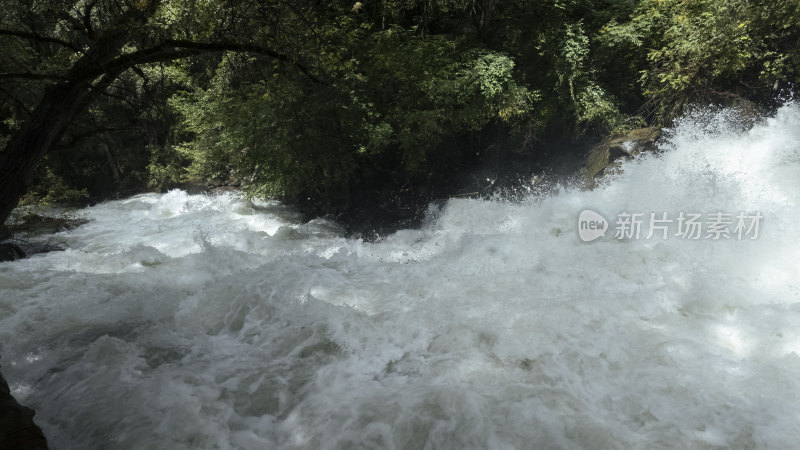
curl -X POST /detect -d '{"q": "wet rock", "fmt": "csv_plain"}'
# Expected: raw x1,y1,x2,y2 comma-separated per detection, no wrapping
0,243,25,262
7,213,89,235
16,244,64,258
181,183,207,195
0,366,49,449
703,91,766,129
0,242,65,262
585,126,662,181
206,184,241,195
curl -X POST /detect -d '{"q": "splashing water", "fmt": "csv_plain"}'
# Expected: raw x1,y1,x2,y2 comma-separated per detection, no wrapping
1,105,800,449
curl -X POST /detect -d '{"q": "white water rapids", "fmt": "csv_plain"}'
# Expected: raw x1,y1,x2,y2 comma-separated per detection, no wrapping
2,105,800,449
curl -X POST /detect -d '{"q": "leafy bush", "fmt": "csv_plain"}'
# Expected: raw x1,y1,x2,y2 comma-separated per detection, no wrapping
19,170,88,206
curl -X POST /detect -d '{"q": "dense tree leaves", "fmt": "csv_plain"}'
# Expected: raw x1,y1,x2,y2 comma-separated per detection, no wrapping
1,0,798,225
0,0,317,223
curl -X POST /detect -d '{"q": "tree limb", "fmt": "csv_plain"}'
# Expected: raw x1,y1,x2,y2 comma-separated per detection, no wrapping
52,126,138,151
83,0,101,38
0,29,78,50
73,39,326,85
163,39,325,84
0,72,69,80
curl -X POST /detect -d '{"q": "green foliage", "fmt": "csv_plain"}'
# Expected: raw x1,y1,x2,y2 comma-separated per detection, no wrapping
147,145,186,190
604,0,800,119
149,0,800,215
19,169,88,206
358,28,533,169
167,23,534,211
4,0,799,220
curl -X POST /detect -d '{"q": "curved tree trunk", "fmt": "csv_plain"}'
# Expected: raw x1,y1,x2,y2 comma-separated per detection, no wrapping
0,80,96,226
0,1,163,227
0,0,305,227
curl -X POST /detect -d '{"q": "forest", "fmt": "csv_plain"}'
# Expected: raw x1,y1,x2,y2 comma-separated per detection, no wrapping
1,0,799,229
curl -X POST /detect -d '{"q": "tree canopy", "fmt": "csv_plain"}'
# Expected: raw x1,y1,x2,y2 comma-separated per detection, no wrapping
1,0,798,227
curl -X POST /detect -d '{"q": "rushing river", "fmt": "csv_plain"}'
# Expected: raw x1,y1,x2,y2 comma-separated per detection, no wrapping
2,105,800,449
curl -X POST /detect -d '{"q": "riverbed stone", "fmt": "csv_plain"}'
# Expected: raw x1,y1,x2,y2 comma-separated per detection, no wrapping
0,366,49,449
584,126,662,181
0,243,26,262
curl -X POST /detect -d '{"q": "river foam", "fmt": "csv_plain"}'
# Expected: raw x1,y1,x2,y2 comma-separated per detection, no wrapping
1,104,799,449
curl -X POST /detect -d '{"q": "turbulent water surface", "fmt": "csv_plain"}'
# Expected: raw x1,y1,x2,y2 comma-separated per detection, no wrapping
2,105,800,449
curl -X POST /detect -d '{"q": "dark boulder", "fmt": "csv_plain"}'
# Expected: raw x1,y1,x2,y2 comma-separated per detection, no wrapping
15,244,63,258
0,366,49,449
6,213,89,235
0,243,65,262
0,243,25,262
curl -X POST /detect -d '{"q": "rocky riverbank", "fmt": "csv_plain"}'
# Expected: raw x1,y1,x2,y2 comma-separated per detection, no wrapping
0,367,49,449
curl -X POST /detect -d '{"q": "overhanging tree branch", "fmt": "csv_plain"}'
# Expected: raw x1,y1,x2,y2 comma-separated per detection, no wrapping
51,126,139,152
0,29,79,50
0,73,69,81
0,0,329,227
82,0,101,38
159,40,326,84
77,39,327,85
